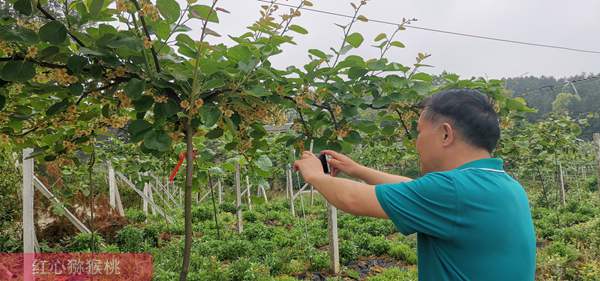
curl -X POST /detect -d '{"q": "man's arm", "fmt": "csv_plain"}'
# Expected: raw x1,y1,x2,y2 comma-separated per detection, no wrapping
307,174,388,218
322,150,412,185
352,165,413,185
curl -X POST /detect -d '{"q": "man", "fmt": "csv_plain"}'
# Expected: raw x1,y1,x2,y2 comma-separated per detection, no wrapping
293,89,536,281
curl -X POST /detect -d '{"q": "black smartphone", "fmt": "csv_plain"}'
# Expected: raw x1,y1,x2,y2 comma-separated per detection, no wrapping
319,153,330,174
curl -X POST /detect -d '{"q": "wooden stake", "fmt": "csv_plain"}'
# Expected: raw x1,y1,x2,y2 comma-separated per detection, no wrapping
143,183,149,215
117,172,173,223
22,148,35,252
217,179,223,204
107,162,124,216
245,176,252,211
288,165,295,217
559,162,566,205
594,133,600,195
327,202,340,274
33,176,92,233
22,148,35,281
235,163,243,233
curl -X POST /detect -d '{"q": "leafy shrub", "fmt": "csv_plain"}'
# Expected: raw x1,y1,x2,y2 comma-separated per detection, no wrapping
197,256,228,281
309,251,330,271
251,239,276,259
389,242,417,265
585,176,597,192
66,233,105,252
282,259,306,275
143,224,160,247
100,244,120,253
339,240,359,265
227,257,270,281
545,240,581,263
217,238,252,261
368,236,391,256
192,205,213,222
243,210,258,223
220,202,237,213
115,225,145,252
243,223,274,240
366,267,418,281
125,208,146,223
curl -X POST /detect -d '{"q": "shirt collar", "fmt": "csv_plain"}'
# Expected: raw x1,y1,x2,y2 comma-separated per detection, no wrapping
455,158,504,171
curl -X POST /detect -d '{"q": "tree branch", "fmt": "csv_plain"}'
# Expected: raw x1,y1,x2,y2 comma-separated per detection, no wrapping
394,109,413,140
281,96,313,137
36,2,87,48
130,0,162,73
1,56,67,69
77,77,131,105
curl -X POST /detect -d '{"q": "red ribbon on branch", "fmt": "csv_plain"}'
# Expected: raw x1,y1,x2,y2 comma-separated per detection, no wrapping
168,150,197,183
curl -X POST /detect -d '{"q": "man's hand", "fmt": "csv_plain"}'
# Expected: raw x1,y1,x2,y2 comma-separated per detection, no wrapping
293,151,326,184
321,150,362,177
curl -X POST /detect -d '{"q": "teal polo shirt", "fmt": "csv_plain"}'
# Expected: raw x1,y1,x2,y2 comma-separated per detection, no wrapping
375,158,536,281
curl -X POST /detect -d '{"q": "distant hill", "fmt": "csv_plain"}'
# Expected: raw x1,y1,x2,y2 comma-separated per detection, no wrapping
504,74,600,139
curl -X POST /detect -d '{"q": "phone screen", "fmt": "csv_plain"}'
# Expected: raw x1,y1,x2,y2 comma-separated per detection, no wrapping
319,154,330,174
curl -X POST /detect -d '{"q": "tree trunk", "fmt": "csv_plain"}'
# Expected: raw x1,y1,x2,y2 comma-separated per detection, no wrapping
179,120,194,281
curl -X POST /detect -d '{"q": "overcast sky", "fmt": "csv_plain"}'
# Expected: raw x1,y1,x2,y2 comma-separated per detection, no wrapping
184,0,600,79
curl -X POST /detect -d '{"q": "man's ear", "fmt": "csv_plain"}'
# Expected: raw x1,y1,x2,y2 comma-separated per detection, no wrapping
440,122,455,147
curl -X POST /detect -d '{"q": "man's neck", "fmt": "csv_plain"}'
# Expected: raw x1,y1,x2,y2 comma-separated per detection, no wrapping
439,149,492,172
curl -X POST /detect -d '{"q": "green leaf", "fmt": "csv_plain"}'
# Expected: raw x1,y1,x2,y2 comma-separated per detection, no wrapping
206,128,223,139
255,155,272,172
374,33,387,42
39,21,68,45
0,95,6,111
347,67,368,80
1,61,36,82
390,41,405,48
354,120,378,134
46,99,70,116
134,96,154,112
344,131,362,144
90,0,104,15
52,201,66,216
246,85,271,97
153,21,170,40
356,15,368,22
106,36,142,51
124,78,146,100
14,0,32,15
288,24,308,35
68,83,83,95
411,72,432,82
372,96,391,108
227,45,251,62
308,49,328,60
199,105,221,127
506,97,536,113
189,5,219,23
346,32,364,48
143,129,171,152
154,99,179,119
128,120,153,142
208,167,224,175
157,0,180,22
67,56,88,74
39,46,60,59
0,26,38,44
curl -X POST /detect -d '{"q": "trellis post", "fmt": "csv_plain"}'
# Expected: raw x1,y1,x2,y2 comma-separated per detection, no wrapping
594,133,600,195
22,148,35,281
235,163,243,233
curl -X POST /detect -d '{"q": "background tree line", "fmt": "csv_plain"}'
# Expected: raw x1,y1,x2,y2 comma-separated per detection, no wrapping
504,73,600,139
